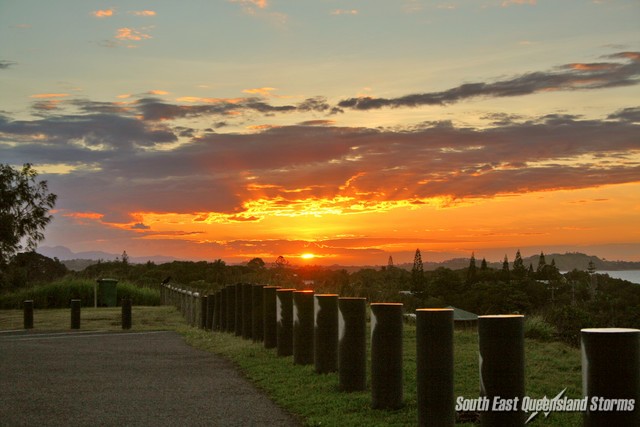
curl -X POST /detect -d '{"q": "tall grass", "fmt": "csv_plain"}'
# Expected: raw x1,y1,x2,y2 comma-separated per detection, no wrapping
0,278,160,309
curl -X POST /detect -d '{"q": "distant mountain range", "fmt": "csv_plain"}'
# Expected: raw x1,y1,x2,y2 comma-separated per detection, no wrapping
38,246,640,272
37,246,177,270
397,252,640,272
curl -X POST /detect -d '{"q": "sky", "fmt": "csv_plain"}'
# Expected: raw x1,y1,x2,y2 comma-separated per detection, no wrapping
1,0,639,266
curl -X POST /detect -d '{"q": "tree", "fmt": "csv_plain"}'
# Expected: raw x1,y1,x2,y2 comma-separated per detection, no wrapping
466,252,477,284
512,249,526,279
536,251,547,273
0,164,57,266
501,255,511,283
411,248,425,294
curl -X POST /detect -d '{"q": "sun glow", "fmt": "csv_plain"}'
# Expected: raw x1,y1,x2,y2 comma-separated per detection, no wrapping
301,253,315,260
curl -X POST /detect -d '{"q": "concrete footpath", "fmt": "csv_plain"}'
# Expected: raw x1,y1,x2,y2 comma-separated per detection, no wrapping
0,330,301,426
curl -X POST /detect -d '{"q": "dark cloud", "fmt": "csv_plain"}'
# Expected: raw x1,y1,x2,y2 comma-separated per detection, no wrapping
607,106,640,123
0,60,16,70
0,113,177,151
338,51,640,110
3,111,634,226
133,96,329,121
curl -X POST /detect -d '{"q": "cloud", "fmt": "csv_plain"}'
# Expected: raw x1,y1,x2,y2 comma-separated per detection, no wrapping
115,27,152,41
243,87,277,97
30,93,70,99
0,60,16,70
331,9,358,15
339,51,640,110
92,9,115,18
129,10,156,16
2,105,638,227
501,0,536,6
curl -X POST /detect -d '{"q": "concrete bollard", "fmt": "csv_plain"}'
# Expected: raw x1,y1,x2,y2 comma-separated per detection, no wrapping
293,290,315,365
581,328,640,426
206,293,215,330
235,284,243,336
276,289,295,357
416,308,454,426
193,292,200,327
371,303,404,409
242,283,253,339
219,288,227,331
70,299,81,330
200,295,208,329
263,286,281,349
314,294,339,373
226,285,236,333
338,297,367,391
252,284,265,342
23,300,34,329
478,315,525,426
121,298,132,330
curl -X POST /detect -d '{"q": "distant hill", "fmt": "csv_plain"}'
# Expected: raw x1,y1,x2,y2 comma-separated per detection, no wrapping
37,246,177,271
397,252,640,272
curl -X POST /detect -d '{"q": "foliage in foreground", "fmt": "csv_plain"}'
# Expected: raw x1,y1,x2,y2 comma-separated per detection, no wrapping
0,278,160,309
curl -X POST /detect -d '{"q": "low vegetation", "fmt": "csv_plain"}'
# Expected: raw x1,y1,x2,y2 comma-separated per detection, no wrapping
0,277,160,309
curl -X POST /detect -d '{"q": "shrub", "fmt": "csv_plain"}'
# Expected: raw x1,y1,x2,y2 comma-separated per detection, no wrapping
0,278,160,309
524,315,557,342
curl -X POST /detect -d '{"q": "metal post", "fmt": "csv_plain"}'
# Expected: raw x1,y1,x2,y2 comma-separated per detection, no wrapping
263,286,281,349
70,299,81,330
338,297,367,391
478,315,525,426
276,289,295,357
252,284,265,342
370,303,404,409
293,290,315,365
416,308,454,426
582,328,640,426
314,294,339,373
23,300,34,329
242,283,253,339
122,298,132,330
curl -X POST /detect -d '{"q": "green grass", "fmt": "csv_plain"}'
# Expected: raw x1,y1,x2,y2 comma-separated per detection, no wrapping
183,325,583,426
0,306,185,331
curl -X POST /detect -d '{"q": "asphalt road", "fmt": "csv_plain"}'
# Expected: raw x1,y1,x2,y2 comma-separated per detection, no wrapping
0,330,301,426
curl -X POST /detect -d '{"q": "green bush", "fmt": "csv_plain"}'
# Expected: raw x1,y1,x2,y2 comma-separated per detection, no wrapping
524,315,557,342
0,278,160,309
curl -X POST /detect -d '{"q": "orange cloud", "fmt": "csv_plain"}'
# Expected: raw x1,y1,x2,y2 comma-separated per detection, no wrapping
30,93,69,99
243,87,277,97
115,27,152,41
231,0,268,9
92,9,115,18
176,96,243,104
129,10,156,16
502,0,536,6
149,90,169,95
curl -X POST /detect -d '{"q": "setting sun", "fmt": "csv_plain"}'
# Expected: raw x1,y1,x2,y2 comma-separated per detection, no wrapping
301,253,315,260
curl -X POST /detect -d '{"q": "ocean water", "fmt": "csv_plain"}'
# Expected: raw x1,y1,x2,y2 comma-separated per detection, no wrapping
599,270,640,285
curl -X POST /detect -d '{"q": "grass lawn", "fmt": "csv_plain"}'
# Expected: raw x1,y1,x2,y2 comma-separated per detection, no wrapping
1,306,583,426
0,306,186,332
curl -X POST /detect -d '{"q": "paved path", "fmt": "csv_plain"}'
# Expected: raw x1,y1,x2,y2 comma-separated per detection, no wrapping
0,330,301,426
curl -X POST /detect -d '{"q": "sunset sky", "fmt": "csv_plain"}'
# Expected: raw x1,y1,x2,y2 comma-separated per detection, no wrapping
1,0,639,266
